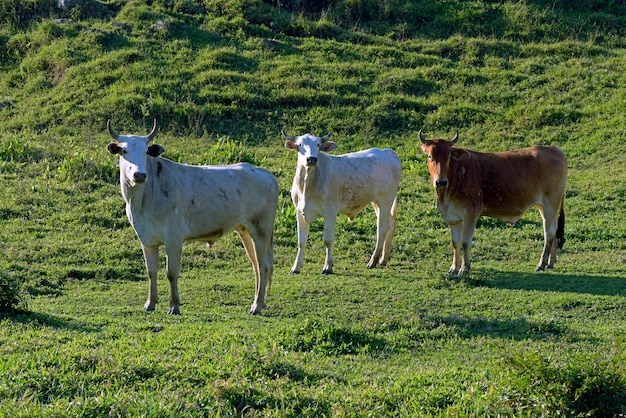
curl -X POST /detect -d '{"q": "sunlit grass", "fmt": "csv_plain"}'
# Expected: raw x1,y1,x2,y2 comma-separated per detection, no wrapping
0,0,625,416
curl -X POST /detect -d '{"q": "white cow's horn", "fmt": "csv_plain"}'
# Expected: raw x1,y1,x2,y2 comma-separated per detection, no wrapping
321,133,332,142
107,119,121,141
147,119,158,142
281,131,297,140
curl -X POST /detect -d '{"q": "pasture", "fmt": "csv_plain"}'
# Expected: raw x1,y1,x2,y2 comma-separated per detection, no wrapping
1,0,625,416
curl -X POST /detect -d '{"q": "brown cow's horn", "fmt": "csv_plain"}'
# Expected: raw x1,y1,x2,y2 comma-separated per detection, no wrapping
321,133,332,142
281,131,297,140
107,119,121,141
418,129,427,144
147,119,158,142
450,129,459,144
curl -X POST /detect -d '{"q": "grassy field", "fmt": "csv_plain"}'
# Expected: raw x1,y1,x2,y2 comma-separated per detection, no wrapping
1,0,625,416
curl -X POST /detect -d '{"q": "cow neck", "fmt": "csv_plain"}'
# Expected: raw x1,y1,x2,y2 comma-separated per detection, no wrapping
434,157,468,203
300,156,324,197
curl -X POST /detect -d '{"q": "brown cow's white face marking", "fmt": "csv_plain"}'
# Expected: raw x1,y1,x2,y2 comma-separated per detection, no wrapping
285,134,337,167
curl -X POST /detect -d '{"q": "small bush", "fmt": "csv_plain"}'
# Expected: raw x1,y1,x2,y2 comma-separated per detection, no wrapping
0,270,26,313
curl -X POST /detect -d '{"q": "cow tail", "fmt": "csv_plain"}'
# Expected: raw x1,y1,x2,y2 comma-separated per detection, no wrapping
557,197,565,250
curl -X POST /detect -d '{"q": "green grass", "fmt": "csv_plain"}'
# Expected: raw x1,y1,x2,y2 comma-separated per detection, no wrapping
1,0,625,416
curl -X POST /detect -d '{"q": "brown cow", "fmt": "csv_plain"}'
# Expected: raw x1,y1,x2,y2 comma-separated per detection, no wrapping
419,129,567,275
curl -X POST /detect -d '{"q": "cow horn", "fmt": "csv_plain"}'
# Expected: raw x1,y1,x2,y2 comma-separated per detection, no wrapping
281,131,297,140
418,129,427,144
321,133,332,142
147,119,158,142
450,129,459,145
107,120,121,141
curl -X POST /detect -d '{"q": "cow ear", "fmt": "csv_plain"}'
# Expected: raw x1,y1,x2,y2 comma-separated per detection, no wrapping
285,140,298,151
147,144,165,157
107,142,122,155
320,141,338,152
451,148,471,161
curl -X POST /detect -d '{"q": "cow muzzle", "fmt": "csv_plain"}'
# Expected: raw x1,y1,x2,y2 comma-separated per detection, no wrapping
435,179,448,188
133,172,147,183
306,157,318,166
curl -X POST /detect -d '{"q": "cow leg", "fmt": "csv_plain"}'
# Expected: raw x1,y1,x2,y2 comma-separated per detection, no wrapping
237,229,260,284
458,218,477,275
165,244,182,315
367,203,383,269
322,212,337,274
257,237,274,313
449,223,463,274
290,211,310,274
142,245,159,311
237,227,272,315
380,197,398,266
368,201,393,268
537,206,558,271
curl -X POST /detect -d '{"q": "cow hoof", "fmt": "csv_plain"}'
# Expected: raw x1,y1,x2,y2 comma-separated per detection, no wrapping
289,269,300,274
249,304,267,315
143,302,156,311
321,269,333,275
536,266,546,272
167,307,181,315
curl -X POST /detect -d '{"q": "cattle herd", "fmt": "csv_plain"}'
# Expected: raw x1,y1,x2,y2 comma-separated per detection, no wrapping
107,120,567,314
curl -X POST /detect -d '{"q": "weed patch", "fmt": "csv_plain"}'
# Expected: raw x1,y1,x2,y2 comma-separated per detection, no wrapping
280,319,387,355
505,348,626,416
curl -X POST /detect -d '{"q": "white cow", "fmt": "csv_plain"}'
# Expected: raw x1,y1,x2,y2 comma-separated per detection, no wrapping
283,131,401,274
107,120,278,314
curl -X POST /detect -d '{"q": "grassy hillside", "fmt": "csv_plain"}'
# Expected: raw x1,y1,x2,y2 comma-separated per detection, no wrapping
1,0,625,416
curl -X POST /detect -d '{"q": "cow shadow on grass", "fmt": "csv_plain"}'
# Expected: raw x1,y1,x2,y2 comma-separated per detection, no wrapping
416,270,626,344
0,310,99,333
467,270,626,297
439,314,572,342
376,312,581,348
